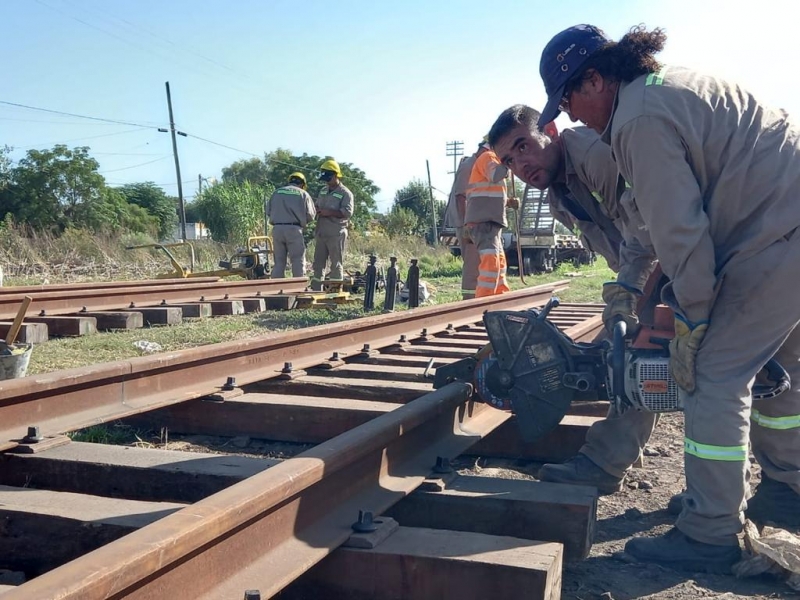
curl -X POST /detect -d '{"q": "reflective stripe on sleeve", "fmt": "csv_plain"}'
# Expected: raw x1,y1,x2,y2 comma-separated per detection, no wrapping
751,409,800,430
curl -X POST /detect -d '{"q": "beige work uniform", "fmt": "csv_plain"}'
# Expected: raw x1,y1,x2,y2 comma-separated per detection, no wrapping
444,154,479,299
312,182,354,290
548,127,659,479
606,66,800,546
266,184,316,278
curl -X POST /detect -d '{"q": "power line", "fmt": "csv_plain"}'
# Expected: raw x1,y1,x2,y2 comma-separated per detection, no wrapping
99,156,170,174
0,99,161,129
17,127,151,150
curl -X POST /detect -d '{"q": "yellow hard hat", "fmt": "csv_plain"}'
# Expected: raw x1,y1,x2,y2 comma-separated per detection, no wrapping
319,159,342,178
288,171,307,188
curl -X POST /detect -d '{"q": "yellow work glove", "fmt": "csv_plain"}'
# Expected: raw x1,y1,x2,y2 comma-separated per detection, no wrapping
601,282,641,335
669,317,708,393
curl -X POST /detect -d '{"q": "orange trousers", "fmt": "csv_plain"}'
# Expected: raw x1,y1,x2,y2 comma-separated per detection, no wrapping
467,222,510,297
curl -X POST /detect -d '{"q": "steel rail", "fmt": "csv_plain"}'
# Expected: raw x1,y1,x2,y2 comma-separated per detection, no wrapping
0,277,221,295
0,282,567,451
5,314,598,600
0,277,309,319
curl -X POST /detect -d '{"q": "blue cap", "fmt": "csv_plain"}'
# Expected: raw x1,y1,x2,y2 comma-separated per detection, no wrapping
538,24,610,129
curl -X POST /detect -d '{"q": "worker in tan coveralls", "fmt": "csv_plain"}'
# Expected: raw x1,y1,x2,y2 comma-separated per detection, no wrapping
266,172,316,278
489,104,658,495
538,24,800,572
443,149,480,299
465,143,515,297
311,159,354,291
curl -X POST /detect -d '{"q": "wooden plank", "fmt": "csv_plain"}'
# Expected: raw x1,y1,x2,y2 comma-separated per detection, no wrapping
0,441,276,503
0,485,184,577
127,306,183,325
240,297,266,313
208,300,245,316
25,316,96,337
253,374,433,403
467,415,602,463
0,321,48,344
264,295,297,311
165,302,212,318
386,474,596,560
123,394,398,444
284,526,562,600
77,311,143,330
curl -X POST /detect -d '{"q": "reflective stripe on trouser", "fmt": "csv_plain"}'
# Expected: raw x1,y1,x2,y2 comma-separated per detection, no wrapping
270,225,306,279
468,222,509,298
311,230,347,291
457,225,479,299
676,232,800,546
580,407,658,479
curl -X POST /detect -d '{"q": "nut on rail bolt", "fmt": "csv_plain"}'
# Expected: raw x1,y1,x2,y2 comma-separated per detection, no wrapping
243,591,261,600
22,426,42,444
160,299,167,306
433,456,453,474
222,377,237,391
359,343,377,357
352,509,379,533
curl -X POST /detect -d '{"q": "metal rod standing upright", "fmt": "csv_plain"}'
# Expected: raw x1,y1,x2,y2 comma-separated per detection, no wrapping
407,258,420,308
363,255,377,310
165,82,187,242
426,160,438,245
384,256,398,311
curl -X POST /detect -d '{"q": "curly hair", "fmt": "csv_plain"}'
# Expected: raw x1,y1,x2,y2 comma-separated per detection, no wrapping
488,105,551,148
581,25,667,82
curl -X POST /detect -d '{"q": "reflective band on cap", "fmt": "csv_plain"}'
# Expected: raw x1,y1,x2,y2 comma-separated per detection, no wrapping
684,438,747,462
752,409,800,430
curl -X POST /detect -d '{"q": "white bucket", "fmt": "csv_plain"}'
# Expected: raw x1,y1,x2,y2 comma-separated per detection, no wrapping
0,343,32,380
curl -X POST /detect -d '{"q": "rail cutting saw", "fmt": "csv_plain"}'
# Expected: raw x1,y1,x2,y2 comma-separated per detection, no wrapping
433,297,790,442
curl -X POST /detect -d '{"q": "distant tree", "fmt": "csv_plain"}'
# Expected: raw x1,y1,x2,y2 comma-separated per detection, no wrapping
73,188,159,235
118,182,179,239
221,157,271,187
392,179,445,236
2,145,106,230
193,180,273,243
383,206,420,238
264,149,379,232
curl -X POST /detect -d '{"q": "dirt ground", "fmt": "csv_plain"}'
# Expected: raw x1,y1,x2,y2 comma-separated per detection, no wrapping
455,412,800,600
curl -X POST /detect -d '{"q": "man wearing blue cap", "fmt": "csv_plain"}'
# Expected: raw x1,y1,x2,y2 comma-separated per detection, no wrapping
489,104,659,495
536,23,800,573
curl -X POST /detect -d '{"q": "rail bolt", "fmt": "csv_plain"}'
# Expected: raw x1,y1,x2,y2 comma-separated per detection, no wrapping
222,377,237,391
282,362,293,374
243,591,261,600
398,335,407,343
361,344,371,353
352,509,379,533
329,352,340,361
23,426,42,444
433,456,453,474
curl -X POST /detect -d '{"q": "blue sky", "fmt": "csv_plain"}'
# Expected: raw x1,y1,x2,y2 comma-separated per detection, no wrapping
3,0,797,213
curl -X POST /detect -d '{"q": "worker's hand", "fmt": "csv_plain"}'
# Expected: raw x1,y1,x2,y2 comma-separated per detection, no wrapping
506,196,520,210
601,282,641,336
669,317,708,393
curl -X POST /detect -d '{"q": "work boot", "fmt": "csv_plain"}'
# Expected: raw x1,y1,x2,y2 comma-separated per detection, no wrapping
625,528,741,574
538,453,623,495
746,474,800,529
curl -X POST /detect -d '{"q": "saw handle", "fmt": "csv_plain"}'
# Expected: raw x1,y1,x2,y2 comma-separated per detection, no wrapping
611,320,627,403
5,295,32,346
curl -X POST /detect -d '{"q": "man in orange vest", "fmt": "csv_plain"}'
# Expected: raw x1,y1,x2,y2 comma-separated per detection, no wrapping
465,141,515,297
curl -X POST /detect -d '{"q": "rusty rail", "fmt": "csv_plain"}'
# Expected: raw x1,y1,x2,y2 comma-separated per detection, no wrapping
0,277,308,319
4,295,601,600
0,277,220,295
0,282,568,451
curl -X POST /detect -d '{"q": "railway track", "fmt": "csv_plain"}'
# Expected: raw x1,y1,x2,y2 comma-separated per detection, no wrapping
0,277,309,341
0,282,606,600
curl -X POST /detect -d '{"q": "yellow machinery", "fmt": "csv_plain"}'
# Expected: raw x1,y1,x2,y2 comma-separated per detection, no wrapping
128,236,274,280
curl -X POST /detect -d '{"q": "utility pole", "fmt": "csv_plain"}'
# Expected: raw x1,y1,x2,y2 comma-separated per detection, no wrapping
426,159,438,245
445,140,464,176
159,82,188,241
